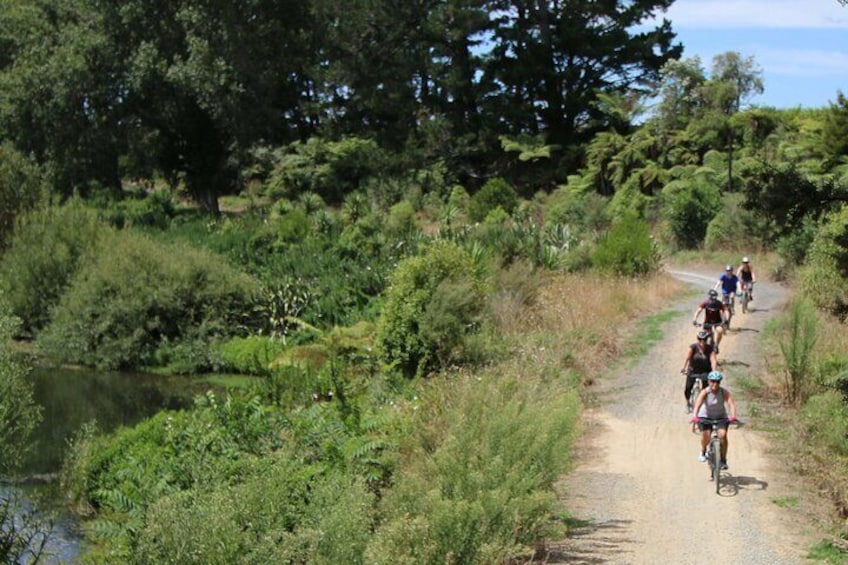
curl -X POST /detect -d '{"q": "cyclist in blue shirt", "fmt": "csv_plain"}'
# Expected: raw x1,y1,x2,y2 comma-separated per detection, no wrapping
714,264,739,298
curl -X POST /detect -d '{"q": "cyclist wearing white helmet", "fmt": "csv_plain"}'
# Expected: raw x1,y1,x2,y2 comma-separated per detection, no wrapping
692,371,738,469
736,256,756,300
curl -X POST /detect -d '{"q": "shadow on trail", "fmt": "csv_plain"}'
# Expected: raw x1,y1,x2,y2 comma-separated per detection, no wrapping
715,474,770,497
542,518,636,563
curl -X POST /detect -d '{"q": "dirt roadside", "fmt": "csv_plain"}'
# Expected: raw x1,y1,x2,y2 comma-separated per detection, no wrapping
545,267,834,564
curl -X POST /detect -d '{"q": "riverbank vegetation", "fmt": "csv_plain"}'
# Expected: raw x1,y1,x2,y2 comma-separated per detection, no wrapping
2,0,848,561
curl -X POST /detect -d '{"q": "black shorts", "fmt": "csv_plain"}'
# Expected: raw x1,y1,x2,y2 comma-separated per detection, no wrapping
697,419,729,432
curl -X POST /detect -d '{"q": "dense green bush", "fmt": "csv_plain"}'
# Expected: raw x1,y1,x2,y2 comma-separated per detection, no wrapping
468,177,518,222
40,231,261,370
365,377,580,564
377,241,486,377
0,198,107,335
591,213,660,276
798,205,848,318
218,335,288,375
0,142,46,249
0,295,41,473
704,193,760,250
661,176,722,249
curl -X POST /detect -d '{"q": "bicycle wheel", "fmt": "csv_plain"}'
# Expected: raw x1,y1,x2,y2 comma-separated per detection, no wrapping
741,291,749,314
689,378,702,411
711,436,722,492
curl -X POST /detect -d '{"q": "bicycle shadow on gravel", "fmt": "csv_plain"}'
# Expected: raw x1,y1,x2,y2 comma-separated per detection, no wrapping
716,474,770,497
542,517,637,563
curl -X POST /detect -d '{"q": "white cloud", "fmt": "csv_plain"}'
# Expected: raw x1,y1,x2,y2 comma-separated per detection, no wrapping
758,46,848,76
655,0,848,29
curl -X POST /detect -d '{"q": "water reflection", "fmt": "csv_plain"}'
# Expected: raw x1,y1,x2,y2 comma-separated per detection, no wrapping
8,365,197,563
26,366,195,474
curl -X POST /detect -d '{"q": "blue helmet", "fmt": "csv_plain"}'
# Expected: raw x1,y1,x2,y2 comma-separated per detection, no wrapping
708,371,723,382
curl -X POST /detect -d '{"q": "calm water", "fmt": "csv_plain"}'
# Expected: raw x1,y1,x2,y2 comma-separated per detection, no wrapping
8,365,198,564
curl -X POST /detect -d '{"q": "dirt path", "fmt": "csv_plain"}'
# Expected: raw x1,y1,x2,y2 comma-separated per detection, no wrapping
548,268,824,564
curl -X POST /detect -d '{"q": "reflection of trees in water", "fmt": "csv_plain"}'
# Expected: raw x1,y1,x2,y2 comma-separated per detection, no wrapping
26,367,194,474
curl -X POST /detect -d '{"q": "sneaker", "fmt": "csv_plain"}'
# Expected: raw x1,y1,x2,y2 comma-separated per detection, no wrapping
698,453,707,463
720,460,728,470
714,345,720,354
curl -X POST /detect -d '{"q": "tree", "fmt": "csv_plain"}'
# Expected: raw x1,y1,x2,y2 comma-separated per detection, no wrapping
820,91,848,165
484,0,682,154
0,0,315,212
700,52,764,192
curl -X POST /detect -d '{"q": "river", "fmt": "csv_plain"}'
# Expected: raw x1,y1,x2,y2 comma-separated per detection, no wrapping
6,365,198,563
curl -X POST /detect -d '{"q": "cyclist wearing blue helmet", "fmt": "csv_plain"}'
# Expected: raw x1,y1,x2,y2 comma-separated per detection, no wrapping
691,371,738,469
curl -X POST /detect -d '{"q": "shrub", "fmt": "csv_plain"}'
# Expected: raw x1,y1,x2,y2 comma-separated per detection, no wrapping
0,142,46,249
218,335,288,375
386,200,418,236
798,205,848,318
365,377,580,564
40,231,261,370
0,198,107,335
661,176,722,249
591,213,660,276
468,178,518,222
377,241,486,377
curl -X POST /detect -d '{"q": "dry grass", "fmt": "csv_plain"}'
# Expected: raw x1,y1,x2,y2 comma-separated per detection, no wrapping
492,271,685,383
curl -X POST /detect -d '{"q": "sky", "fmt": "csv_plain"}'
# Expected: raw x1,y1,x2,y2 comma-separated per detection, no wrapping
650,0,848,109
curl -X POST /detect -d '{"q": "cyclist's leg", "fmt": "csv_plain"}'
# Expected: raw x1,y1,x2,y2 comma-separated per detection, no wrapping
714,324,724,347
718,424,729,461
684,373,695,403
699,425,710,455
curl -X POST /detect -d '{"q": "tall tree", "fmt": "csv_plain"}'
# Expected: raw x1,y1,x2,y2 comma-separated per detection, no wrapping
484,0,681,156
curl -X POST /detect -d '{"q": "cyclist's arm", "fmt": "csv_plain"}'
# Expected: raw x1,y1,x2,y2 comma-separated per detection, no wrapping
692,388,708,416
724,389,738,420
682,347,693,373
692,304,704,324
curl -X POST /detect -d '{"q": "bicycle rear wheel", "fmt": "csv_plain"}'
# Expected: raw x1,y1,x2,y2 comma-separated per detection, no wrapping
689,378,702,411
711,437,722,493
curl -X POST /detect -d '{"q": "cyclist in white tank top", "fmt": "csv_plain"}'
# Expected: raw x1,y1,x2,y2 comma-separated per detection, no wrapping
692,371,738,469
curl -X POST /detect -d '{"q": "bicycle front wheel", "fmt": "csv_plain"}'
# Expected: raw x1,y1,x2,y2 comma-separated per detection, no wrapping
711,437,722,493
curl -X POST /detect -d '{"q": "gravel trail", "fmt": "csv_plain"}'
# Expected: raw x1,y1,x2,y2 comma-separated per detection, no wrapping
547,267,824,564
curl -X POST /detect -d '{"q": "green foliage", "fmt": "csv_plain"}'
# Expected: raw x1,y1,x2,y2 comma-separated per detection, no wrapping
0,198,106,335
591,214,660,276
377,241,486,377
386,200,418,236
777,297,820,405
0,295,41,474
266,137,386,204
365,377,580,564
704,192,761,250
468,178,518,222
798,205,848,318
135,462,375,565
801,391,848,457
661,176,722,249
40,231,261,370
0,142,46,249
218,335,288,375
100,189,176,230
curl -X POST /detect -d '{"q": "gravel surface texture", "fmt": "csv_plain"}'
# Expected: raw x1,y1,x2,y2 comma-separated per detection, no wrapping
545,266,830,564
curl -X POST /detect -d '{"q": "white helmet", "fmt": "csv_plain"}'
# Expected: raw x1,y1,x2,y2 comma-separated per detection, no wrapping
742,256,749,263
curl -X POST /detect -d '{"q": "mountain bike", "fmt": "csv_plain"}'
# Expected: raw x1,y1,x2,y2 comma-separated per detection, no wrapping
739,281,753,314
721,292,735,327
692,417,742,494
683,369,707,413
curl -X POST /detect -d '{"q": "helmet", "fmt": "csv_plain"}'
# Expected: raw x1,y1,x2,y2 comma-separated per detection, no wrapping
708,289,718,298
725,264,733,271
708,371,723,382
697,331,710,340
742,256,750,263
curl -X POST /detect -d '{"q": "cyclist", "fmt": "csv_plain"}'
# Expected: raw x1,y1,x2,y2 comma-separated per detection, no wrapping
714,264,740,315
680,330,717,413
736,256,756,301
691,371,738,469
692,289,729,353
